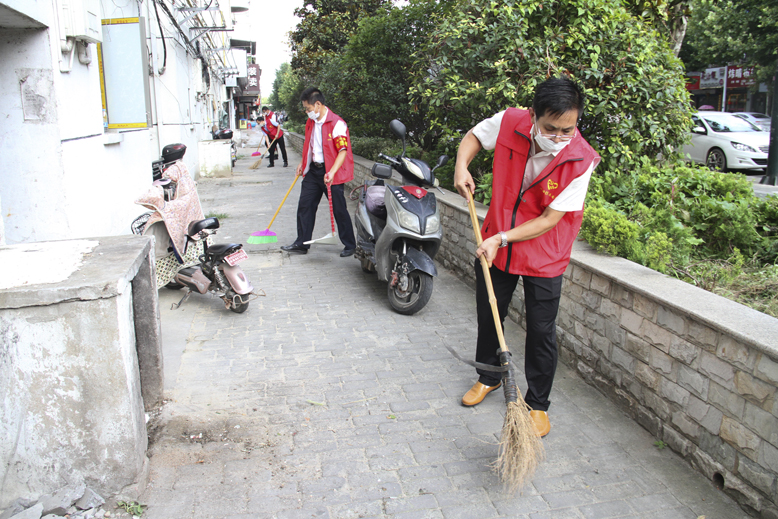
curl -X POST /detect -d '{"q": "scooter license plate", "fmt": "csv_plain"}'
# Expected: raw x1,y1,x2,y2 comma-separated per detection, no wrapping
224,249,248,266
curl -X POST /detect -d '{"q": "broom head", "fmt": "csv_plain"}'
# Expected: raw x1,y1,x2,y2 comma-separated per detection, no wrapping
251,151,262,156
247,229,277,244
493,355,545,492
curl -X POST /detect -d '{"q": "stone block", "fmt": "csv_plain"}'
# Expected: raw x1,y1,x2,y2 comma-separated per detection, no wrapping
604,320,626,347
611,283,633,308
599,298,621,320
643,389,672,421
687,395,723,435
571,265,591,288
40,482,86,515
720,416,761,460
685,320,719,352
75,488,104,510
635,361,660,391
661,378,690,407
739,451,777,496
708,381,746,420
620,308,643,335
577,360,595,381
690,446,726,480
611,346,636,373
649,347,675,378
635,403,662,436
717,336,755,371
671,411,700,440
657,306,686,335
633,293,657,320
699,429,738,472
668,337,700,366
584,309,606,336
744,402,778,447
663,423,693,456
639,320,673,353
8,504,44,519
624,333,651,363
756,353,778,386
581,289,601,311
590,273,611,296
735,371,776,407
760,440,778,473
677,364,709,400
591,332,612,357
699,351,736,389
722,472,763,512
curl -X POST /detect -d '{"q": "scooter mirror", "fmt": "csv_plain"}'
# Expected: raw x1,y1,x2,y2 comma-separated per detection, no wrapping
372,162,393,179
434,155,449,169
389,119,407,157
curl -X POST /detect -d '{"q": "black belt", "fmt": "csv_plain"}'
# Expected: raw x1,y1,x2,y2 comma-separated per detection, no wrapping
311,161,325,169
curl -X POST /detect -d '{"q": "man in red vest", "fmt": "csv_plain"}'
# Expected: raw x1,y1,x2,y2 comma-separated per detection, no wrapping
454,77,600,437
261,106,288,167
280,87,356,257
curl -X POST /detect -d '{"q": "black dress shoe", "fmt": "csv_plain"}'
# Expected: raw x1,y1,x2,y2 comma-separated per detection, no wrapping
267,164,274,168
281,244,308,254
283,162,288,167
340,248,355,257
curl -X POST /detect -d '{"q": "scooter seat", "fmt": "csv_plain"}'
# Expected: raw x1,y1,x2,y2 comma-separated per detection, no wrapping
188,218,219,236
207,243,241,256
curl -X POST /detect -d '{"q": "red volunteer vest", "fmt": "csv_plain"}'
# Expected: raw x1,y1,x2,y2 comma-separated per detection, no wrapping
483,108,600,277
300,109,354,186
265,111,283,139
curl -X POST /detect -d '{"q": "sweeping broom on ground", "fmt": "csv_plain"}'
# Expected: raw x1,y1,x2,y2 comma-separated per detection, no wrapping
249,123,282,169
466,191,545,492
247,175,300,244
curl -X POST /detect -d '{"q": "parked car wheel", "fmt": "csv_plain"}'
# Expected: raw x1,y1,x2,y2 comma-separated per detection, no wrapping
706,148,727,172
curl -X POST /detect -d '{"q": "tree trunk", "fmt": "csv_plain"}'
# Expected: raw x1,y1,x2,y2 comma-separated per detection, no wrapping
669,1,691,57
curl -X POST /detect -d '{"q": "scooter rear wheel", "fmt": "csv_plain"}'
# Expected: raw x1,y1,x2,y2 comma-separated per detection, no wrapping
387,270,433,315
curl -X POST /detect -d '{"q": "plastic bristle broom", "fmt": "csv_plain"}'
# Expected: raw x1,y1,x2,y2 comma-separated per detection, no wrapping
247,176,299,244
248,229,277,244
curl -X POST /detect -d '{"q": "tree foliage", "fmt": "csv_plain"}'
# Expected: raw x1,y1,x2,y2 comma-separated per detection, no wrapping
289,0,391,80
269,63,306,127
679,0,778,84
411,0,693,182
315,0,457,146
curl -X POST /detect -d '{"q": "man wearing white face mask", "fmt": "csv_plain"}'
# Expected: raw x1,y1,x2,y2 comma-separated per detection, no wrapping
453,77,600,438
281,87,356,256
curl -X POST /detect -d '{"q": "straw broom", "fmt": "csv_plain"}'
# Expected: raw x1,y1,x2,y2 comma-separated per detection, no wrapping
249,124,282,169
247,175,299,244
466,191,544,492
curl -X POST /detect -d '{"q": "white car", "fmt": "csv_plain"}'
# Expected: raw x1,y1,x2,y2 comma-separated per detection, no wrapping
683,111,769,172
733,112,771,132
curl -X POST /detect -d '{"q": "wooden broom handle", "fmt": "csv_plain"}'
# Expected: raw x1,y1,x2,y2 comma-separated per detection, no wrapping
265,175,299,230
467,192,510,356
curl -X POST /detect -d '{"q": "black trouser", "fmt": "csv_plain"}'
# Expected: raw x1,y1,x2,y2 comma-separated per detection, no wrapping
293,164,356,250
474,261,563,412
268,136,287,165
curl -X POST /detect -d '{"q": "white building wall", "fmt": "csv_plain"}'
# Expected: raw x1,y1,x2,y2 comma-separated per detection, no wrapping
0,0,235,245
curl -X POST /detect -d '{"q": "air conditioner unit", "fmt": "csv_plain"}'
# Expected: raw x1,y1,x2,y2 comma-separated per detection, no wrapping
59,0,102,43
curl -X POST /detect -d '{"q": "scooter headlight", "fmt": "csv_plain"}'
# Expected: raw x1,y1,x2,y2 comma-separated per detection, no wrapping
424,213,440,234
388,192,421,233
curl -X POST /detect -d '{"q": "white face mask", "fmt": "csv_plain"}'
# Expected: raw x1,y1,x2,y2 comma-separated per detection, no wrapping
534,118,573,153
307,110,319,121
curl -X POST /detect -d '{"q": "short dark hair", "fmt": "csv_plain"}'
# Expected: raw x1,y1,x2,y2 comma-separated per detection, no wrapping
533,77,585,121
261,106,269,112
300,87,326,106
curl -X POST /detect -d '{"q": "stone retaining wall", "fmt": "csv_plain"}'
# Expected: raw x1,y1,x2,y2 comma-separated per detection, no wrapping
286,132,778,517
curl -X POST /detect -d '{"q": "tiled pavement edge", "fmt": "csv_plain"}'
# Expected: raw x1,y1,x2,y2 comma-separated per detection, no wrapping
139,132,747,519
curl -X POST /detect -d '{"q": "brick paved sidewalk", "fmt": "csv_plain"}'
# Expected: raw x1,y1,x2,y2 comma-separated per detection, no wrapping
139,137,746,518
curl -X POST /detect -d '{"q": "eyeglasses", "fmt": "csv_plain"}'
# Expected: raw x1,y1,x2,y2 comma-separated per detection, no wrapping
536,131,575,141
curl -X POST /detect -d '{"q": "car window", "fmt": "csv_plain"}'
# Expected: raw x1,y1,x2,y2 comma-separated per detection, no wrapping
752,114,770,120
701,114,760,133
691,115,703,128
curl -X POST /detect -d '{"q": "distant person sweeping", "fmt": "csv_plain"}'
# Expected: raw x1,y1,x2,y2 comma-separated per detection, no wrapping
280,87,356,257
262,106,287,168
454,77,600,438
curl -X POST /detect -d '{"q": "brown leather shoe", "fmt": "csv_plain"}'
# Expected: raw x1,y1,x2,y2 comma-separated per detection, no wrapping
530,410,551,437
461,381,502,406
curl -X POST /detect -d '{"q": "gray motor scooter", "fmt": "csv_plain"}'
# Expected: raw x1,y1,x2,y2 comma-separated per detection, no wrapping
354,119,448,315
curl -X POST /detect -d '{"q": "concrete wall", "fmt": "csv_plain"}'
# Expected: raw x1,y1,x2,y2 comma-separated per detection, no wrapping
288,131,778,517
0,235,162,509
0,0,235,245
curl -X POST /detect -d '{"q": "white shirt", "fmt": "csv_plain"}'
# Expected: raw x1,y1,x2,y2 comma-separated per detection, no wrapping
472,110,598,212
306,108,348,171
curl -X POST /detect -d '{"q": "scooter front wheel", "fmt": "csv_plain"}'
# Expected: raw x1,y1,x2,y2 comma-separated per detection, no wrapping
387,270,433,315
